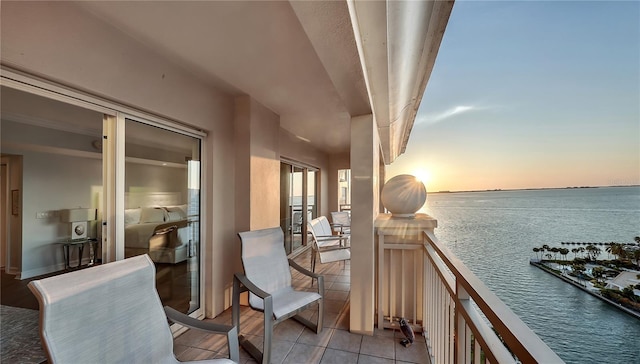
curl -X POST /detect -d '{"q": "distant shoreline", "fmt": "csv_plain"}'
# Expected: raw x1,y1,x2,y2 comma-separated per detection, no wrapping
430,184,640,194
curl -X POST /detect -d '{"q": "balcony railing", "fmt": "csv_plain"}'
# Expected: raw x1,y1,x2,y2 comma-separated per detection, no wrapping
422,229,564,363
375,213,564,363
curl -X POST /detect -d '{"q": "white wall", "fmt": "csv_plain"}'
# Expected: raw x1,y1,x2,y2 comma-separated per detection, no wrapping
9,149,102,278
0,145,186,278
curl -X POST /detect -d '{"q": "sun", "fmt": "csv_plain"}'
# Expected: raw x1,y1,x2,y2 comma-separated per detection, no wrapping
412,169,431,185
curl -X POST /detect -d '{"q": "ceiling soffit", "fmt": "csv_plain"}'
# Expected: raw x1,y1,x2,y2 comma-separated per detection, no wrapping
74,1,453,160
348,0,454,163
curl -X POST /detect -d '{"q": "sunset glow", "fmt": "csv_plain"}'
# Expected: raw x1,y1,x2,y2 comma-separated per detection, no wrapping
387,1,640,192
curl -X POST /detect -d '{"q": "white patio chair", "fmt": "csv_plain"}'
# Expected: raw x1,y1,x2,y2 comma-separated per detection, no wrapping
308,216,350,274
232,227,324,364
28,254,239,364
330,211,351,235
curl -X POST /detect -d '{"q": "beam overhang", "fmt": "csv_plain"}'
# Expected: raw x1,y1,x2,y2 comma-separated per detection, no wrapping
348,0,454,164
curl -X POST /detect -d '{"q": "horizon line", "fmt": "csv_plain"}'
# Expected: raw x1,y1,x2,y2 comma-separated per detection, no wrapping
429,184,640,194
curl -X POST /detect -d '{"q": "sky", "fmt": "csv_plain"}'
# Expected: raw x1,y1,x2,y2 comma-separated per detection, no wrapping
386,1,640,192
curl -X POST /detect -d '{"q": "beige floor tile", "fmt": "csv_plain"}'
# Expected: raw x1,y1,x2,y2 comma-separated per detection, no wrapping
325,290,349,301
297,327,334,347
273,319,305,342
393,340,430,364
174,346,218,361
327,329,362,353
358,354,396,364
325,299,348,313
329,282,351,291
360,335,395,360
282,343,325,364
320,348,359,364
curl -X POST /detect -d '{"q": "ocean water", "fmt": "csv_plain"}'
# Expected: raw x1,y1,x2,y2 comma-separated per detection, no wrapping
422,186,640,364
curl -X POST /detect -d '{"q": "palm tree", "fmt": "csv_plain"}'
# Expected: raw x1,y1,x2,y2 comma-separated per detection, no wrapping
571,248,579,259
560,248,569,261
585,245,595,261
532,247,541,260
551,247,560,261
578,247,585,259
610,243,626,261
585,244,601,261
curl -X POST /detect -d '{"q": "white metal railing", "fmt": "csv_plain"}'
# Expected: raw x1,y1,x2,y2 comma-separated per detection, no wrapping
422,230,565,364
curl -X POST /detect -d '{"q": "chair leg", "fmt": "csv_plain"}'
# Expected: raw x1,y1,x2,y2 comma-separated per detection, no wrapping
263,298,274,364
232,275,241,333
310,251,317,286
316,275,324,334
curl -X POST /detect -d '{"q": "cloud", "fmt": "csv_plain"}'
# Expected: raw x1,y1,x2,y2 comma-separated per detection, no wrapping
416,104,487,125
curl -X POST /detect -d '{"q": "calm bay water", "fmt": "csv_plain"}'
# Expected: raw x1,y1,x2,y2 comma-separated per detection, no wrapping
422,186,640,364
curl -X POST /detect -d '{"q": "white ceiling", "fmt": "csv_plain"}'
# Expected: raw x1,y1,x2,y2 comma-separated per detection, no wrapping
76,1,371,155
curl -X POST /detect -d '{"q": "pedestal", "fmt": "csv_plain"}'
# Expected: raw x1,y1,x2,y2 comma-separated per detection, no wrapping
375,213,437,333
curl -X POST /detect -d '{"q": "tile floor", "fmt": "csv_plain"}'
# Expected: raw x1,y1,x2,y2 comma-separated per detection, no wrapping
174,249,431,364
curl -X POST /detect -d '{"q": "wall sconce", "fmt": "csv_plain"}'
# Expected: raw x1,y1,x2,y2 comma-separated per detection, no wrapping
60,208,97,240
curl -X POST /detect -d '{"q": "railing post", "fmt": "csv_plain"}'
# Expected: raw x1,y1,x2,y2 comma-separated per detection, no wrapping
456,282,470,364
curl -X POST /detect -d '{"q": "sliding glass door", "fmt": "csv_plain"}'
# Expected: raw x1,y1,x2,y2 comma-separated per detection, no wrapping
124,119,201,314
280,161,318,255
1,74,206,318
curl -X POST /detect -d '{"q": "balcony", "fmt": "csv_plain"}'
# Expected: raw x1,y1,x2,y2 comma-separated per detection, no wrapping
174,249,430,364
174,224,563,364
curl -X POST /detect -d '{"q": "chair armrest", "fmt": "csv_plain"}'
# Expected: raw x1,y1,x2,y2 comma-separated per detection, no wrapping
315,235,348,242
165,306,240,363
234,272,270,300
288,259,324,296
288,259,320,278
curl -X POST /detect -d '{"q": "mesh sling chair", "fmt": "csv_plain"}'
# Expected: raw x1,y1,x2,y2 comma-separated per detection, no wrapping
28,254,239,364
232,227,324,364
307,216,351,274
330,211,351,235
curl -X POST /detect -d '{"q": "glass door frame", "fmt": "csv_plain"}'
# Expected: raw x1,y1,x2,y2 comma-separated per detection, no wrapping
280,158,319,256
1,67,208,319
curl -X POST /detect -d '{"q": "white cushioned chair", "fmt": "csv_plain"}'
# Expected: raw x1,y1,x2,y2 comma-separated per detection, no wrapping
307,216,350,274
28,254,239,364
330,211,351,235
233,227,324,364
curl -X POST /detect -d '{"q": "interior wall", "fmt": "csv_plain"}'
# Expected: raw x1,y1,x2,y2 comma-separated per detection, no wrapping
1,1,238,317
0,145,186,279
125,163,186,197
2,150,101,278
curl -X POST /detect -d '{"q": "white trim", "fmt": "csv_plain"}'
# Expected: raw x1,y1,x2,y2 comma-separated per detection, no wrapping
1,65,206,139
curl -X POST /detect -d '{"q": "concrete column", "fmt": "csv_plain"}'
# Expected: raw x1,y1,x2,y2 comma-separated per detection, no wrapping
349,114,379,335
234,96,280,233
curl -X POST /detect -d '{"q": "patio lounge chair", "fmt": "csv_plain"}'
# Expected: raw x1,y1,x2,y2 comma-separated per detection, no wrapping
233,227,324,364
308,216,350,274
28,254,239,364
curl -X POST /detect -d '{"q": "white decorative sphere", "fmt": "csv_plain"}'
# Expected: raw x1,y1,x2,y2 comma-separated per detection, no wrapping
381,174,427,218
